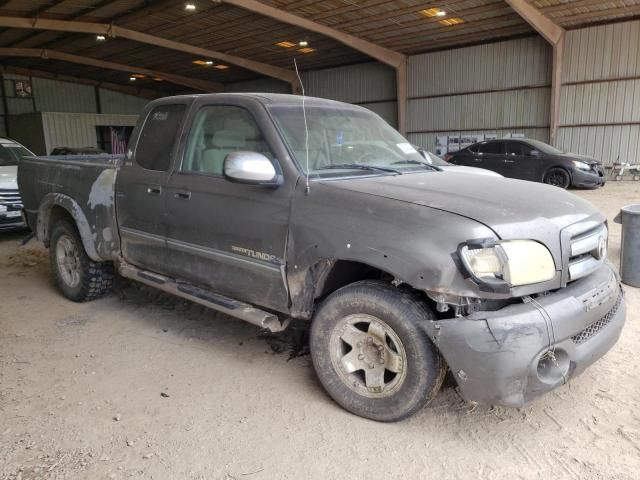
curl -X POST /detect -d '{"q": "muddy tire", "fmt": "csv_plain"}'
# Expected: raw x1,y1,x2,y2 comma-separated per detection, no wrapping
310,280,446,422
49,219,113,302
544,167,571,189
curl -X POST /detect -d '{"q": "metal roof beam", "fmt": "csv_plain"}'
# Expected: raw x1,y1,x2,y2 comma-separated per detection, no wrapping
505,0,566,146
0,47,223,92
504,0,564,45
0,16,297,84
224,0,405,68
222,0,407,133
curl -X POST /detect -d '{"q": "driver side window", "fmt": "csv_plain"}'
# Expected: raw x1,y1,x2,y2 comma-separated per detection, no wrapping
182,106,274,175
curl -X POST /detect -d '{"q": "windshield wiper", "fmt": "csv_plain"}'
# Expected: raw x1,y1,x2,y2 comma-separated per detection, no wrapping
318,163,403,174
391,159,442,171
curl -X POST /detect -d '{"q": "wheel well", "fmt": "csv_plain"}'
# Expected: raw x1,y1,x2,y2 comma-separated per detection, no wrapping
315,260,394,301
544,165,571,180
45,206,75,244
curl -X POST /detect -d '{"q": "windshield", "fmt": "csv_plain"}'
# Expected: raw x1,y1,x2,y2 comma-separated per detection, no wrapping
269,105,428,177
524,139,563,155
0,144,33,166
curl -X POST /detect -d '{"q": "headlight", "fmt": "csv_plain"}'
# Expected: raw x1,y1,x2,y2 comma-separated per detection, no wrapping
459,239,556,291
572,160,591,170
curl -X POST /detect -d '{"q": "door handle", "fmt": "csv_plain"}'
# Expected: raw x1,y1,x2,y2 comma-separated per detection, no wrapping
174,190,191,200
504,160,515,163
146,185,162,195
474,158,482,162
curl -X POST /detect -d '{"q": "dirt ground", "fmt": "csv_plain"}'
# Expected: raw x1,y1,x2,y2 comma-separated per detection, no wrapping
1,182,639,480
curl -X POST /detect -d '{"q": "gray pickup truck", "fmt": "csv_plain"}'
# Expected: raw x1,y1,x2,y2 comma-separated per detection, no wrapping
19,93,626,422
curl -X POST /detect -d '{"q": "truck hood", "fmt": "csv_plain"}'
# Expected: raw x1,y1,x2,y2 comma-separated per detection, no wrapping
320,171,601,240
0,165,18,190
440,165,503,177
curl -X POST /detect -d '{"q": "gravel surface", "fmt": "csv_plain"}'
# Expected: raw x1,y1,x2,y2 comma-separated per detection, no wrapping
1,182,639,480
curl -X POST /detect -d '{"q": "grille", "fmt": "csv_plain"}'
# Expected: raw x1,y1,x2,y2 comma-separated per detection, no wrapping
567,224,607,282
571,291,622,344
0,188,21,205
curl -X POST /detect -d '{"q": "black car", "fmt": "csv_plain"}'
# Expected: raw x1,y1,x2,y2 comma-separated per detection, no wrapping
446,138,606,188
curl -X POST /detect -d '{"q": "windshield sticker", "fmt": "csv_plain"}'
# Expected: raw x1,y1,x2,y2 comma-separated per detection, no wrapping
152,111,169,121
336,131,344,146
396,143,418,155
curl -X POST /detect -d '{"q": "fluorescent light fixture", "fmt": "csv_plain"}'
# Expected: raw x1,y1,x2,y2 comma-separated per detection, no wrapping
298,40,308,47
96,34,106,41
419,7,443,18
436,11,446,17
297,47,316,54
131,74,146,79
275,41,296,48
129,76,136,81
185,3,196,11
205,60,214,65
439,17,464,26
214,64,229,70
192,59,209,65
153,77,163,81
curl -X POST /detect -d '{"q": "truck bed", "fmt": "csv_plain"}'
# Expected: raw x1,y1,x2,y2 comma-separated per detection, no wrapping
18,154,125,261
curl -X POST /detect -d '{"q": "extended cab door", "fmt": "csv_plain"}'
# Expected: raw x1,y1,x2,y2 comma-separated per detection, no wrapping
162,99,294,312
115,101,190,272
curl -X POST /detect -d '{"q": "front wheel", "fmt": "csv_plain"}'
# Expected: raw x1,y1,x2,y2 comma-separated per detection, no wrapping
49,219,114,302
544,167,571,189
310,281,446,422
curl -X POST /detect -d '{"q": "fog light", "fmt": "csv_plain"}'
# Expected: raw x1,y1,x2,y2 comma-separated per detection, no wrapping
536,349,569,384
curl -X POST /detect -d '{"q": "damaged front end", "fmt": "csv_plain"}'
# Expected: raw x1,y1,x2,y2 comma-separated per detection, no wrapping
423,262,625,407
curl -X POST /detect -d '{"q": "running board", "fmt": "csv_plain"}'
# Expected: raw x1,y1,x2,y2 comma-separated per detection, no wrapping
118,261,290,333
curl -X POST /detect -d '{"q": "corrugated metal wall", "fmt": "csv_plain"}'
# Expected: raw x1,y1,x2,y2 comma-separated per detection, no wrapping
302,62,397,127
41,112,139,154
225,63,399,127
98,88,150,115
407,36,552,149
0,77,6,137
32,77,97,113
558,19,640,164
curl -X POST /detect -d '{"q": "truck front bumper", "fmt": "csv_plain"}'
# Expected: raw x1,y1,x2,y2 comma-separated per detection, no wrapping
433,262,625,407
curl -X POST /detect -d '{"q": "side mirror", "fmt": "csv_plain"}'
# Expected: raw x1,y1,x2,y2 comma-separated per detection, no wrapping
529,149,540,157
223,151,282,187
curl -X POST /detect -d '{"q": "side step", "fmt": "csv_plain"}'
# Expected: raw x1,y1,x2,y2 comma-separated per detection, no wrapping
118,261,290,333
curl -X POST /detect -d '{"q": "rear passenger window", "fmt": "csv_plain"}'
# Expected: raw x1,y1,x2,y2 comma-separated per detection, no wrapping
181,105,274,175
135,104,187,171
505,142,525,156
478,142,503,155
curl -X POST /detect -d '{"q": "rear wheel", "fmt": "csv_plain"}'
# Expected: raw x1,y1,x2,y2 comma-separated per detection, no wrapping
310,280,445,422
49,219,113,302
544,167,571,189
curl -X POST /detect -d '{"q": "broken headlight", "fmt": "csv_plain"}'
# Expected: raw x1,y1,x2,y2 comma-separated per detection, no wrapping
458,239,556,292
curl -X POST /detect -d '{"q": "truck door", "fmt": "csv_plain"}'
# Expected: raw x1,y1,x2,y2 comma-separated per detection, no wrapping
162,103,291,312
115,102,189,273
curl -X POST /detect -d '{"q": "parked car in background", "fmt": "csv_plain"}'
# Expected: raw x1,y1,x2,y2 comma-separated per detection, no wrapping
416,148,503,177
446,138,606,189
0,137,33,231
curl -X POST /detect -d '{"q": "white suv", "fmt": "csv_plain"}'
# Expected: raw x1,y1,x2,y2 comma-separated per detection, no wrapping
0,137,34,231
